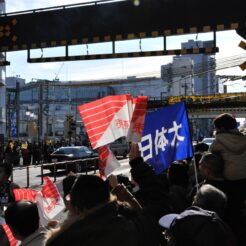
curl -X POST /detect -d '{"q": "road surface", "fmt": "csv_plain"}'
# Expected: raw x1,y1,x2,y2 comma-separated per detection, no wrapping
12,158,131,190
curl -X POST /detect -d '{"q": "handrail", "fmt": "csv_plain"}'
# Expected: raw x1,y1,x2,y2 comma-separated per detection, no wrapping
12,157,99,188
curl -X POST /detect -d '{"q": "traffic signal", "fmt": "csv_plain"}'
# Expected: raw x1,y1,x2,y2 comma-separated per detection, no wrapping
70,122,76,131
66,115,76,137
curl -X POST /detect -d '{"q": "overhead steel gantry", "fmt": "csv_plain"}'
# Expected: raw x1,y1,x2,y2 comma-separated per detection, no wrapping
0,0,245,65
148,92,246,118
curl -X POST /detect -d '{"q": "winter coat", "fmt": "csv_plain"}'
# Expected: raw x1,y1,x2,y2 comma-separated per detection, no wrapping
46,201,160,246
22,227,48,246
210,130,246,180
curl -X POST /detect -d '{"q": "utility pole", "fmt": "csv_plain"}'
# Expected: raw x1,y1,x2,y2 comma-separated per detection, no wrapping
7,93,11,139
39,82,43,141
15,81,20,138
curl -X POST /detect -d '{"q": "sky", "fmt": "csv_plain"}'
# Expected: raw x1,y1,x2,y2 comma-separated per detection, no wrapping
3,0,246,92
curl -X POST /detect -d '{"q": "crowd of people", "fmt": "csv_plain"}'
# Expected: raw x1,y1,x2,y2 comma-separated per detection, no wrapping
0,113,245,246
0,138,90,166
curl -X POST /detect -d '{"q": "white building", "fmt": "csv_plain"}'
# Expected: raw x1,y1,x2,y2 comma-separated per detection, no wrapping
6,76,26,88
161,57,194,96
181,40,217,95
108,77,169,98
161,40,224,96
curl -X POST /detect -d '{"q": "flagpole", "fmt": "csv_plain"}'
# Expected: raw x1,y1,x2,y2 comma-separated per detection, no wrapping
192,156,199,194
183,101,199,194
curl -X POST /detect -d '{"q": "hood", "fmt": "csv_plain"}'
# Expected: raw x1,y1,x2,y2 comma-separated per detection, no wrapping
215,131,246,153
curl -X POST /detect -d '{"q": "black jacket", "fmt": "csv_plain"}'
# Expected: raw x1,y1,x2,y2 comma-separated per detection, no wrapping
46,202,160,246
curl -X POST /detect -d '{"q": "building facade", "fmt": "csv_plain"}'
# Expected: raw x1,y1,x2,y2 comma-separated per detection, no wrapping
6,76,167,142
161,40,226,139
181,40,218,95
161,56,194,96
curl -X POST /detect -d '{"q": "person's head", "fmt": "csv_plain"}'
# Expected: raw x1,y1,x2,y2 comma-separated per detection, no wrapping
193,184,227,218
213,113,237,131
70,175,110,215
5,201,39,241
0,163,13,183
199,152,224,179
62,174,77,212
168,162,189,188
194,143,209,153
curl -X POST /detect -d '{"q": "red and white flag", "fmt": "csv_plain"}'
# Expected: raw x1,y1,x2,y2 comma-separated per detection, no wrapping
37,176,65,224
13,177,65,225
78,95,133,149
13,188,38,202
2,224,18,246
127,96,148,142
98,146,120,177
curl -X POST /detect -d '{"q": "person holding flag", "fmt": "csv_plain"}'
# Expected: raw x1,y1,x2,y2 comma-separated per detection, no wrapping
46,140,172,246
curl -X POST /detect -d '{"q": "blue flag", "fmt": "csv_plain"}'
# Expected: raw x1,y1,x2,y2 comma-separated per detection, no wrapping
139,102,193,174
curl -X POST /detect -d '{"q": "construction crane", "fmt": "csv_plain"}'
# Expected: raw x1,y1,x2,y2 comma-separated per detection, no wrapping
54,62,64,81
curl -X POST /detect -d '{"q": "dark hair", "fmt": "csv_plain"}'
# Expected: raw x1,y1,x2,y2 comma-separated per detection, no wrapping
168,163,189,188
0,163,13,179
213,113,237,130
194,143,209,153
193,184,227,218
5,201,39,238
199,152,224,177
62,175,77,198
70,175,110,211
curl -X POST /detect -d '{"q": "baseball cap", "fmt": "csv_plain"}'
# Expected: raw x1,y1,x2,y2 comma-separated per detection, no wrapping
159,207,229,246
159,213,178,229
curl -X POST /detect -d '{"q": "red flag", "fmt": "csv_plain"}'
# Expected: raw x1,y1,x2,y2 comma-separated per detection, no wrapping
127,96,148,142
2,224,18,246
78,95,133,149
98,146,120,177
13,188,38,202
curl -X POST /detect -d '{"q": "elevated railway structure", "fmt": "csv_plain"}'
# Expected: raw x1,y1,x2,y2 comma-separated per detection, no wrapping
148,92,246,119
0,0,244,63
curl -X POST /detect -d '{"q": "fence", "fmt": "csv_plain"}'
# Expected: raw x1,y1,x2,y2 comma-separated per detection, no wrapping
11,157,99,188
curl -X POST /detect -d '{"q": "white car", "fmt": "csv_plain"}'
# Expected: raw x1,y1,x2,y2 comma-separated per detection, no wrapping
201,138,215,146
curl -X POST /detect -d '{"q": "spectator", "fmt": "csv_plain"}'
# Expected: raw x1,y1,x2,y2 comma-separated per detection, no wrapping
46,173,164,246
47,175,137,245
0,162,19,210
62,173,77,216
193,184,227,218
199,152,225,187
159,206,236,246
4,140,15,167
167,162,189,213
159,182,237,246
21,142,31,166
5,200,48,246
210,113,246,180
108,174,143,212
198,152,245,245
